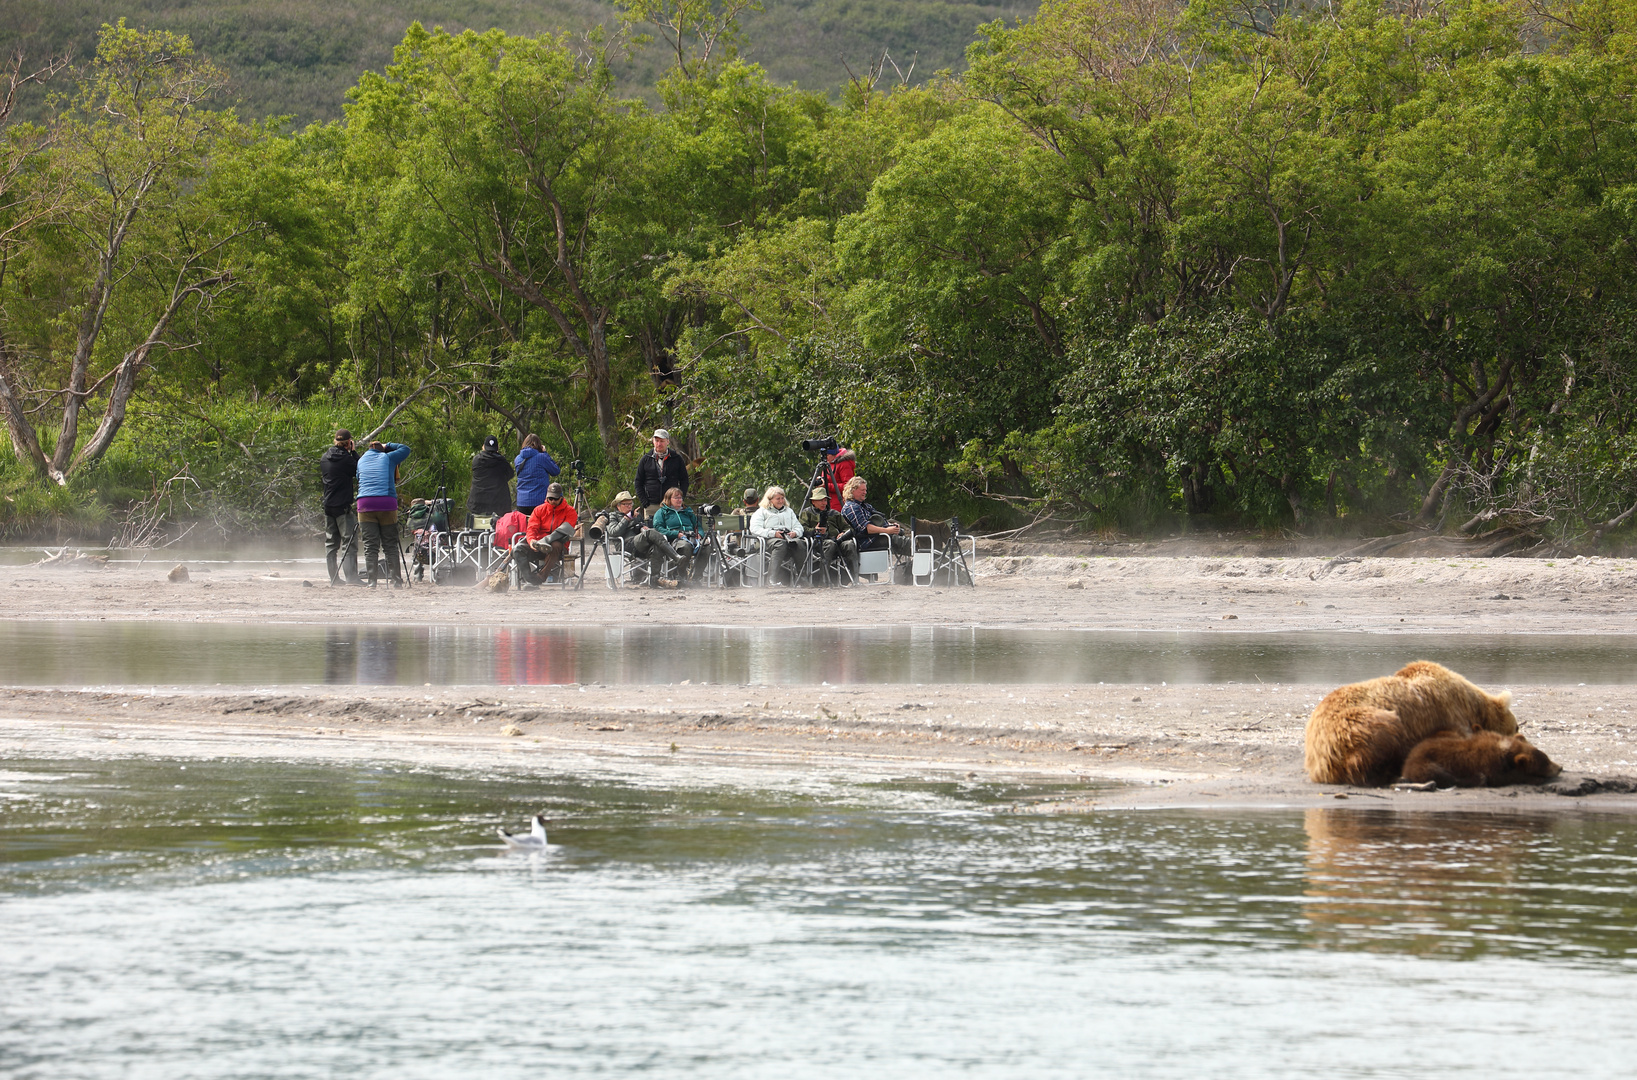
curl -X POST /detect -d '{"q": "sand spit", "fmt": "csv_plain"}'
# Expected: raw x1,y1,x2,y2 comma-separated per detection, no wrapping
3,679,1634,813
5,552,1637,633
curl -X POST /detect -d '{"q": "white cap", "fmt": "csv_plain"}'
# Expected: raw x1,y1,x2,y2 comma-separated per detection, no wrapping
653,428,671,440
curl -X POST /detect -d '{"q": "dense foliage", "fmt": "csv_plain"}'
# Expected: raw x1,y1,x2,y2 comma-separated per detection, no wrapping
3,0,1637,545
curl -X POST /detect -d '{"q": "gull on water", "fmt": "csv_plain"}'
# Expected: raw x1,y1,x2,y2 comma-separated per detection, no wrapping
497,814,549,851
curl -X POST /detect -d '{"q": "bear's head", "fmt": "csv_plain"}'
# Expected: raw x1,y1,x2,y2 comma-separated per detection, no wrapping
1503,735,1561,781
1482,690,1520,736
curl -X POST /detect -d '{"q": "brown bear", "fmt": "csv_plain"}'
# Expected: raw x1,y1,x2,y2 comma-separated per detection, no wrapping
1401,730,1562,787
1304,660,1519,786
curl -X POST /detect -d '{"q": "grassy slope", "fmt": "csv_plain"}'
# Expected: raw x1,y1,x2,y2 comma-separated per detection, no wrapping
3,0,1035,124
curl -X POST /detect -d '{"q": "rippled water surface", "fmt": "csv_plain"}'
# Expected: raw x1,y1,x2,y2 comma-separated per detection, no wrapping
3,621,1637,686
3,756,1636,1077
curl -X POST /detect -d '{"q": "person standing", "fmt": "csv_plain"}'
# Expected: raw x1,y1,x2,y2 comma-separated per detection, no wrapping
467,434,514,523
822,445,857,507
356,438,412,587
513,433,561,516
634,429,689,520
319,429,361,586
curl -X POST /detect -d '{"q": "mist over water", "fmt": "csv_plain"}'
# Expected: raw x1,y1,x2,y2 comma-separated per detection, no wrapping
0,620,1633,686
3,756,1636,1077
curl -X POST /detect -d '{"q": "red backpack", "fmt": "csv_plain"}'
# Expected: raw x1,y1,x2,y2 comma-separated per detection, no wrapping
493,510,528,549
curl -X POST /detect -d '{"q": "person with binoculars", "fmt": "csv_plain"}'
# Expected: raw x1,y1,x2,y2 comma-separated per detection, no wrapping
750,485,807,586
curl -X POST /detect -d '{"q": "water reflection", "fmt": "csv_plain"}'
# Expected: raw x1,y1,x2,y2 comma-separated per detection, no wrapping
6,758,1637,1076
1300,809,1629,960
4,621,1637,687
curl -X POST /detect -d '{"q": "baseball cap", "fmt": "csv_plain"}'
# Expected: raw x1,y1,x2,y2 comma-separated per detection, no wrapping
653,428,671,441
742,488,759,503
334,429,352,442
546,482,565,499
483,435,498,450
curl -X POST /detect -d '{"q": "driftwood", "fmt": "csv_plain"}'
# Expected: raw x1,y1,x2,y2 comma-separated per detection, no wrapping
1340,525,1543,559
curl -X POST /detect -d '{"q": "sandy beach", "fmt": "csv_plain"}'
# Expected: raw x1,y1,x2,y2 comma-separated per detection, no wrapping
4,551,1636,811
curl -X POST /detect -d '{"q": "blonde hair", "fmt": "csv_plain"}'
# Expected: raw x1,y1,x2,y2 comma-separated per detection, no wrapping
759,486,787,510
842,476,867,502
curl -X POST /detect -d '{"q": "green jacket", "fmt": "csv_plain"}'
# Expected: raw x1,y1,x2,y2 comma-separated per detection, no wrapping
653,504,700,539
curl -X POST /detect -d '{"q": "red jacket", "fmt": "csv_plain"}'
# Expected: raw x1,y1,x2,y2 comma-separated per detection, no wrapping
526,500,578,541
825,450,857,506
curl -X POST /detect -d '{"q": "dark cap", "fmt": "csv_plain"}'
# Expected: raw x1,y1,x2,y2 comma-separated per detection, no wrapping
546,482,565,499
483,435,498,451
743,488,759,504
334,429,352,442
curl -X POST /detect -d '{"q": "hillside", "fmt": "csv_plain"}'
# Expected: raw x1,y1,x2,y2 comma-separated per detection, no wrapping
2,0,1035,124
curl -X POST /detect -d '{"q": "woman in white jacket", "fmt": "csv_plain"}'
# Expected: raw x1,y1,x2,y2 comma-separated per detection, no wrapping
750,486,807,586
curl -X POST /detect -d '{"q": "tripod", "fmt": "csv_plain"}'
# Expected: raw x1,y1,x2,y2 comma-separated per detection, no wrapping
566,460,597,588
941,513,975,586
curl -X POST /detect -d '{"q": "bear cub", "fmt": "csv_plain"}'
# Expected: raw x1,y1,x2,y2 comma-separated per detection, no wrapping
1400,730,1562,788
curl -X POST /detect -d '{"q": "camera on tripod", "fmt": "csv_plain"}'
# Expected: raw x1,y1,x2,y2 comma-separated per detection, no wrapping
800,436,839,455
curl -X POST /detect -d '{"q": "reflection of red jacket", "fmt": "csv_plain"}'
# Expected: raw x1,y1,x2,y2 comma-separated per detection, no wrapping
526,501,578,541
825,450,856,506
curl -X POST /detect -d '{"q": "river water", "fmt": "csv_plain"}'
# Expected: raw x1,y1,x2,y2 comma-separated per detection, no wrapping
2,621,1636,686
3,755,1636,1077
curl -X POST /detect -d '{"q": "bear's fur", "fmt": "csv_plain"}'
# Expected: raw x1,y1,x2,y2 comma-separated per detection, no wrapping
1401,730,1562,787
1304,661,1519,786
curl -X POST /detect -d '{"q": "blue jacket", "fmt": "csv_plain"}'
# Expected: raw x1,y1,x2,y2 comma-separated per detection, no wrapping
357,443,411,499
513,447,561,506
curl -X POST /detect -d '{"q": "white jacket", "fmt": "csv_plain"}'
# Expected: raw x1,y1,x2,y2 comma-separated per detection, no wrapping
750,504,803,539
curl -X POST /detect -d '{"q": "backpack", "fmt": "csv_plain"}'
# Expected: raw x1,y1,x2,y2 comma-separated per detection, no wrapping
494,510,528,549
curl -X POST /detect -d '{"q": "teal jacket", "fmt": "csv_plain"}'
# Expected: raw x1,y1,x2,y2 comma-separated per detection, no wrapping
653,505,699,539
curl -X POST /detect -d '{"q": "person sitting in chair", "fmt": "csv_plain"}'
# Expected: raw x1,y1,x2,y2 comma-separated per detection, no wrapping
751,486,807,586
798,486,857,585
840,476,909,566
597,490,673,588
518,481,577,584
653,487,702,583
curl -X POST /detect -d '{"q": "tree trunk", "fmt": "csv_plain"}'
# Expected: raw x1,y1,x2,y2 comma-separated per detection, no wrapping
72,271,231,470
0,330,55,481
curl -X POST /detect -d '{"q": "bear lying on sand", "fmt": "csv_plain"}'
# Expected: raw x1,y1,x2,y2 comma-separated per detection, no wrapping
1304,661,1519,786
1401,730,1562,787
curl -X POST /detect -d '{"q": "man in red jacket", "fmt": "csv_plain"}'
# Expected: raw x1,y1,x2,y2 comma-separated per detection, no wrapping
519,482,578,583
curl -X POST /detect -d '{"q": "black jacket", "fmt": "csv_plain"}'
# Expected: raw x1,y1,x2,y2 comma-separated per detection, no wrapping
634,450,689,508
319,445,359,516
467,448,515,516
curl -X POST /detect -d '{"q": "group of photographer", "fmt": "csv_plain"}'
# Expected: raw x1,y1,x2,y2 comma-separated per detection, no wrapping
320,429,416,587
321,426,905,589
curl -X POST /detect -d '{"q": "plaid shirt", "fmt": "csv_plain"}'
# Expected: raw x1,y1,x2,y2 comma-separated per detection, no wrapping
841,498,882,548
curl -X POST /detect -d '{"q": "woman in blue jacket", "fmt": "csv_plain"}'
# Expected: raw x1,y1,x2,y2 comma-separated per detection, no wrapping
513,433,561,515
356,439,412,586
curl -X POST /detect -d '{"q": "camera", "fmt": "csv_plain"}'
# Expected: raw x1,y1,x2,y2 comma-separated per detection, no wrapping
800,436,839,454
700,503,722,518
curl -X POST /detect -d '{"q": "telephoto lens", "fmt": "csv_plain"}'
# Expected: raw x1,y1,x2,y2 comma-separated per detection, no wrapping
701,504,721,517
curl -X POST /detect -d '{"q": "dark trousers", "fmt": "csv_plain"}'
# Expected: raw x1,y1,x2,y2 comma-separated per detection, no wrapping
765,537,808,584
324,510,359,584
358,510,401,582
